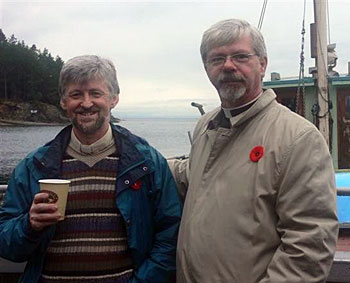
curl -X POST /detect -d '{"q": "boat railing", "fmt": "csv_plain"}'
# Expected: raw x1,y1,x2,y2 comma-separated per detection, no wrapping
0,185,6,207
0,185,6,193
336,187,350,196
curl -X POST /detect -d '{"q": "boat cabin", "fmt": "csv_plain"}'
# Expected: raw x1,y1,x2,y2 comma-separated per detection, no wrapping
264,73,350,170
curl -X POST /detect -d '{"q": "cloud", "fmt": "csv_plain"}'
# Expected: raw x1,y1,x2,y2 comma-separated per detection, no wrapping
2,0,350,117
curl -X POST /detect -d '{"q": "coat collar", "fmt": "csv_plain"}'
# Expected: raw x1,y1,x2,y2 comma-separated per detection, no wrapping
110,123,147,175
33,123,147,179
228,89,276,128
32,125,72,178
204,89,277,134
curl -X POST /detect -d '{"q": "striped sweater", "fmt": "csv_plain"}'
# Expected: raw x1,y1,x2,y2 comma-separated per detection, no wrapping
39,152,133,283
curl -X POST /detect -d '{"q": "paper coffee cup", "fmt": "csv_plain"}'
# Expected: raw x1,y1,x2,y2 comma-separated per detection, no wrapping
39,179,70,221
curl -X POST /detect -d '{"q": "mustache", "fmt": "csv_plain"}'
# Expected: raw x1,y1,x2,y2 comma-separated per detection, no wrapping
217,73,244,83
74,106,99,114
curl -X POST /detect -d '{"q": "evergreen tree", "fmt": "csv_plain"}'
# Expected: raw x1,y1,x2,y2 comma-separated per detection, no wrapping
0,29,6,42
0,30,64,108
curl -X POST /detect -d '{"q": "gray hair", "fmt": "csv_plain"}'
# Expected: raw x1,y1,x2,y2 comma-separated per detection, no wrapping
200,19,267,63
59,55,120,97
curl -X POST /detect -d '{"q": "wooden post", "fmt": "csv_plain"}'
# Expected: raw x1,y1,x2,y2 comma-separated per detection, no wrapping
314,0,329,146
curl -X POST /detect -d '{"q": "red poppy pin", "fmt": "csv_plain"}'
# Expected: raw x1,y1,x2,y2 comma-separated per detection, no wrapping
130,179,142,190
250,146,264,162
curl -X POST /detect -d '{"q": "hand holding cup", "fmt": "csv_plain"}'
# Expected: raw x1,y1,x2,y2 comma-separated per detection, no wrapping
29,179,70,231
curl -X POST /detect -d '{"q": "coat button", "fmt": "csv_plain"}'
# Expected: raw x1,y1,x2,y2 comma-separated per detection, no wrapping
124,180,130,185
143,166,148,171
126,219,131,226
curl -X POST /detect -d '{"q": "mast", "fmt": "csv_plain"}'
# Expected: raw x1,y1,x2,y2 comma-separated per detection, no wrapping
313,0,329,146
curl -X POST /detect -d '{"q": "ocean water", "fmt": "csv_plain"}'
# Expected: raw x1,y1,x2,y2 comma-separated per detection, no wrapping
119,118,196,157
0,118,197,183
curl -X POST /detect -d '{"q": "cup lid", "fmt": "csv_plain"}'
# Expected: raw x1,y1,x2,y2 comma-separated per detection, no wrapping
38,179,71,184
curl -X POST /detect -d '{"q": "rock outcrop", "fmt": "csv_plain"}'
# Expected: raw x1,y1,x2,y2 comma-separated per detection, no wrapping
0,100,120,125
0,100,69,124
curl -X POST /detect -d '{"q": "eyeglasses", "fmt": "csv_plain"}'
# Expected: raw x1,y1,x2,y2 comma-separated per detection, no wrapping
206,53,257,67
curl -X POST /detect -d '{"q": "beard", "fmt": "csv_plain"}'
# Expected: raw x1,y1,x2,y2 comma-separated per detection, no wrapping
219,84,246,102
71,106,106,134
72,116,106,134
216,73,247,103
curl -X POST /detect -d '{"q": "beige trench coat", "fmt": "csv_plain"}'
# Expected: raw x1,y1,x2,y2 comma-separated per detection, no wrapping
169,89,338,283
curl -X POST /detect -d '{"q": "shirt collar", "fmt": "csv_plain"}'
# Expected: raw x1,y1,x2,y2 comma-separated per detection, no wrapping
222,92,263,119
205,89,276,132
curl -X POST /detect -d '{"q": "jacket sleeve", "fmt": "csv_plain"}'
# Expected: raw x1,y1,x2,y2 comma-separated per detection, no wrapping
167,114,206,200
167,158,189,200
132,151,182,283
260,128,338,283
0,159,50,262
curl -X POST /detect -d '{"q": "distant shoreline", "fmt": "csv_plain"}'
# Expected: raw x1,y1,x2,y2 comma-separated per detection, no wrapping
0,119,67,127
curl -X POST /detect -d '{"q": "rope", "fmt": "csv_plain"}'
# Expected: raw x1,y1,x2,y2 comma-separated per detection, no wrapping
326,0,332,151
258,0,268,30
296,0,307,116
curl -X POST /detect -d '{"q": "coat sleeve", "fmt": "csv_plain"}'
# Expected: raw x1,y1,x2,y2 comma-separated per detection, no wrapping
260,128,338,283
132,151,182,283
166,113,206,200
167,158,189,200
0,159,51,262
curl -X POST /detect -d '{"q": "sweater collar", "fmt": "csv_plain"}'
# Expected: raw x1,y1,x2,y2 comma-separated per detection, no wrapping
69,125,114,155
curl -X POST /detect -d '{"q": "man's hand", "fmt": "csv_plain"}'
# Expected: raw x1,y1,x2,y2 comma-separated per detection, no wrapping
29,192,61,231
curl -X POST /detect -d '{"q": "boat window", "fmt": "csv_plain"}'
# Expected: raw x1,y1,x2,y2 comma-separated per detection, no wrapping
345,95,350,120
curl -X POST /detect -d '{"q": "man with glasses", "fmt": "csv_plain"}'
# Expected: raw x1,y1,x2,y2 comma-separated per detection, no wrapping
169,19,338,282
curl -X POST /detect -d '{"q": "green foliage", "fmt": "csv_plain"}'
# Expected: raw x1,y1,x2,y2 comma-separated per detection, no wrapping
0,29,64,107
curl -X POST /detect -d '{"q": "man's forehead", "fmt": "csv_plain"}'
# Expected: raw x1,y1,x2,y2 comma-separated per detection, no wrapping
207,35,253,55
67,78,108,90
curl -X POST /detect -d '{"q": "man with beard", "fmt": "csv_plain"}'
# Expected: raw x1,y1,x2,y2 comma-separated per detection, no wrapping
169,19,338,282
0,55,182,283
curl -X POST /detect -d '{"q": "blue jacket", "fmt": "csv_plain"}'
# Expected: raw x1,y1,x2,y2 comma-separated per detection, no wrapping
0,124,182,282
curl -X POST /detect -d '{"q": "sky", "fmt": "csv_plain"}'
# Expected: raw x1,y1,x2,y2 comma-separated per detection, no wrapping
1,0,350,118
